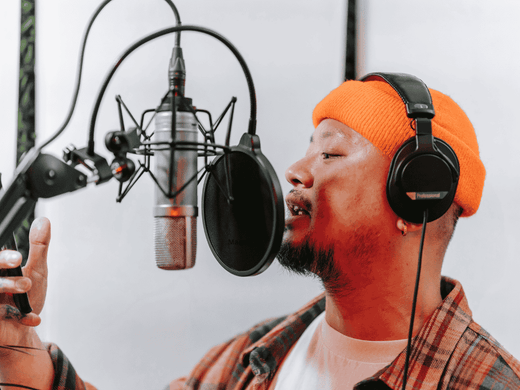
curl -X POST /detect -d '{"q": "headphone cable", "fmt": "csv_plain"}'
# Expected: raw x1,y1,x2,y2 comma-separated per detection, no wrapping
402,208,428,390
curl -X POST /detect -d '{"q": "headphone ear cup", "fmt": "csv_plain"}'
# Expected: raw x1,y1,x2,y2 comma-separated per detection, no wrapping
387,137,460,223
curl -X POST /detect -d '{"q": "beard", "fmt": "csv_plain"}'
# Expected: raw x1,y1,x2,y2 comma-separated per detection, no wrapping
278,233,346,298
277,222,379,299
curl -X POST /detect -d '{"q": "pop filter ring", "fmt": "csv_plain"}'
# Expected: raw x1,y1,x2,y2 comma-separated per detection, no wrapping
202,134,285,276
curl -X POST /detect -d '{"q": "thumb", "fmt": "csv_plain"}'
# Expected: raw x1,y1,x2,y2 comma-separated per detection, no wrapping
25,217,52,278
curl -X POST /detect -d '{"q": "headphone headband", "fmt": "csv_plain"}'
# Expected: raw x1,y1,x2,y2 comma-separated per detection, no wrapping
361,73,435,119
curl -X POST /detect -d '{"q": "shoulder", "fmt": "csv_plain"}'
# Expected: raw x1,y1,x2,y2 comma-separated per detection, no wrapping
176,294,326,389
176,315,288,388
445,320,520,389
248,315,289,343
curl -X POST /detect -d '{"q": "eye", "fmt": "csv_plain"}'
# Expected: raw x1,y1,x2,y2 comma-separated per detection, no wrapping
322,152,340,159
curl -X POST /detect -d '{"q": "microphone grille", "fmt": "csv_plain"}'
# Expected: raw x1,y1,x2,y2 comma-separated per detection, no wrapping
154,216,197,270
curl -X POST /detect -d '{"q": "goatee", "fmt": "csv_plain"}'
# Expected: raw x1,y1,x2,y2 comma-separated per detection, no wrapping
278,236,345,298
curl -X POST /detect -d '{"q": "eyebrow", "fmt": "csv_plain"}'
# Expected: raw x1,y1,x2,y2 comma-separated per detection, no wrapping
309,129,341,143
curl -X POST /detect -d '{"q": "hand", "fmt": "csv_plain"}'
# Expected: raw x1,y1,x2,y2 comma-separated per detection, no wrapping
0,217,51,346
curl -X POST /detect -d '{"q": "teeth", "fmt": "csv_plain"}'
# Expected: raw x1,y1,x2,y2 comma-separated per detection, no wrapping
291,205,306,216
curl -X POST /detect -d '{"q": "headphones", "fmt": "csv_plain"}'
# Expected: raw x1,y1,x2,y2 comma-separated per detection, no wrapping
360,72,460,224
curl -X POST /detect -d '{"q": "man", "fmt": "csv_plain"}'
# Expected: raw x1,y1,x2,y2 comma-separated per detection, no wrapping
0,76,519,389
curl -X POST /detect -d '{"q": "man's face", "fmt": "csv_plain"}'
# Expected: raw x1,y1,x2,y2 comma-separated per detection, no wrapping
278,119,395,290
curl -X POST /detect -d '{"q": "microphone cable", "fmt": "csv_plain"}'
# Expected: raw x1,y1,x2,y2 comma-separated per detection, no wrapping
37,0,181,152
402,208,428,390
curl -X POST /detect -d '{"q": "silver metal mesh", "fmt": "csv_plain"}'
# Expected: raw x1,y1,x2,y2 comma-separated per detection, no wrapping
154,216,196,270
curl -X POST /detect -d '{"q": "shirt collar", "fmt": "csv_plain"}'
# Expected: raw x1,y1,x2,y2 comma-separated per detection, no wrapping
242,276,472,390
240,293,326,376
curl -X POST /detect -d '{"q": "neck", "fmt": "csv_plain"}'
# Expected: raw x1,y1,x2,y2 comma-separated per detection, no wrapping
324,242,443,341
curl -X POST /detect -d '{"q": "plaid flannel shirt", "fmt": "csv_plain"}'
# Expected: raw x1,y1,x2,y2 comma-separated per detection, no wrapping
49,276,520,389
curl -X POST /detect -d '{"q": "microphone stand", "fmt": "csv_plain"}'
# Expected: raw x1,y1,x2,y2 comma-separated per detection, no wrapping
0,147,112,251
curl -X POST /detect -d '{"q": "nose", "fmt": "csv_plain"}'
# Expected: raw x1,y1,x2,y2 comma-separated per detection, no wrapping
285,156,313,188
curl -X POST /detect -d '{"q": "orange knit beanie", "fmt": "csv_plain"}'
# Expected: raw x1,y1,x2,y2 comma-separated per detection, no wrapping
312,79,485,217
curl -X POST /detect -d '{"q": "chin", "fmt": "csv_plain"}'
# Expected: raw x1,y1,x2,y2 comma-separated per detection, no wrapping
277,231,339,289
283,223,309,249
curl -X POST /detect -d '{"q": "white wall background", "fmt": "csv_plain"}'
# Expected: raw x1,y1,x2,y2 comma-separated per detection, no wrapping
359,0,520,364
0,0,519,389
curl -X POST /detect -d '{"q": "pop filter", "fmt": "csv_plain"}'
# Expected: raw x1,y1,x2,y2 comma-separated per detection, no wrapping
202,133,284,276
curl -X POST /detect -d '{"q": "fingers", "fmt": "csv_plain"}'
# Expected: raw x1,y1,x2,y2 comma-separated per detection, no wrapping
0,220,49,329
24,217,51,277
0,250,22,269
0,276,32,294
0,251,32,294
0,305,41,327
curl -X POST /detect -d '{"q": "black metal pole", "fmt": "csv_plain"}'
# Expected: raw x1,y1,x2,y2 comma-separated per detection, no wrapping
15,0,37,265
345,0,357,81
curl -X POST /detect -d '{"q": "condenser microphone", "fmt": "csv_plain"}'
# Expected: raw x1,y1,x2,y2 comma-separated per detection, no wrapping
153,46,198,270
153,107,198,270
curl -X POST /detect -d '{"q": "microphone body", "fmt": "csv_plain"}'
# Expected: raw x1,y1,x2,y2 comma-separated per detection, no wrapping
153,109,198,270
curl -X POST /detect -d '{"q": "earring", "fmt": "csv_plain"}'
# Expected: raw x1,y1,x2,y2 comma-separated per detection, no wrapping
402,223,408,236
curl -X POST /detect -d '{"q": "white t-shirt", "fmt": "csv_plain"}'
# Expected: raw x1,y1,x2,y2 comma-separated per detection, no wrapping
273,312,408,390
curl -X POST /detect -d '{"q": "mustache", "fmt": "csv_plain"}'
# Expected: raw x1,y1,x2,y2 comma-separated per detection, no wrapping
287,189,313,214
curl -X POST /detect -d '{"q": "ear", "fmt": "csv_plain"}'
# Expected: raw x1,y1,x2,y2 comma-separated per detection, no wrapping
396,218,423,235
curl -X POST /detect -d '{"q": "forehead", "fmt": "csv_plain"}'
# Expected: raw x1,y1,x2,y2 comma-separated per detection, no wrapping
310,119,368,145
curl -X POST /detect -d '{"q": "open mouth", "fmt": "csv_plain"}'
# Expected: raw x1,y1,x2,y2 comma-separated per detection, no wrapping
290,204,310,216
286,197,311,217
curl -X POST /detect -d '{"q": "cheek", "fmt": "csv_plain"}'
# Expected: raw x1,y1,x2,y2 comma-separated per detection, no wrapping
313,167,389,233
309,185,348,243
